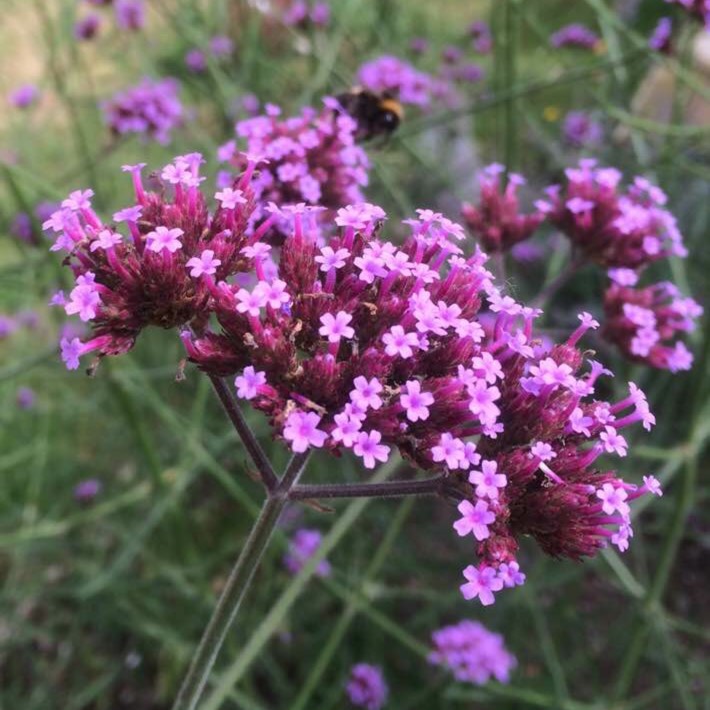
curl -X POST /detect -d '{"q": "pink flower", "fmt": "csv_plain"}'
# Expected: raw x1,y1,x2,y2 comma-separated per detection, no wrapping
236,286,268,317
399,380,434,422
460,565,503,606
331,412,362,447
353,430,390,469
468,460,506,499
235,366,266,400
596,483,630,517
319,311,355,343
146,226,184,253
350,376,383,411
383,325,419,359
186,249,221,277
215,187,247,209
453,499,495,540
283,411,328,453
315,246,350,272
432,433,465,469
642,474,662,497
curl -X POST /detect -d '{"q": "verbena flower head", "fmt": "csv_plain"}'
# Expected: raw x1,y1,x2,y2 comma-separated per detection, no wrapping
221,102,369,232
461,164,545,253
283,0,330,28
74,13,102,40
185,48,207,73
8,84,40,109
16,386,37,410
357,55,450,107
182,202,661,605
539,159,687,268
562,111,603,148
101,77,183,144
115,0,145,30
74,478,102,502
603,274,702,371
283,528,331,576
209,35,235,58
48,153,265,370
345,663,388,710
468,20,493,54
550,23,600,50
429,619,516,684
665,0,710,28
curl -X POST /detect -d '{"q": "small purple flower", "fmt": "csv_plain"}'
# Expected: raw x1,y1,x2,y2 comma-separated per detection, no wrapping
649,17,673,53
429,619,516,685
283,528,331,577
74,478,102,502
115,0,145,31
185,49,207,73
562,111,603,148
469,20,493,54
345,663,388,710
550,23,600,50
16,387,36,410
75,14,101,40
8,84,40,109
209,35,234,58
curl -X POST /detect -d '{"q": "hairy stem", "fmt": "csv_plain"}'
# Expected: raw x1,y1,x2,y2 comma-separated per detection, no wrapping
172,452,309,710
208,375,279,490
289,475,447,500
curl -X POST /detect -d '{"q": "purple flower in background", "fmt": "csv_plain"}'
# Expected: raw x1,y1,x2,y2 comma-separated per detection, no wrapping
0,315,18,339
345,663,388,710
469,20,493,54
115,0,145,30
442,45,463,64
101,78,183,144
185,49,207,73
8,84,40,109
209,35,234,58
283,528,331,577
603,279,702,371
74,13,101,40
562,111,603,148
357,55,438,107
649,17,673,53
550,23,600,50
74,478,102,502
310,2,330,26
16,387,36,410
409,37,428,54
10,213,33,243
283,0,308,26
429,619,516,685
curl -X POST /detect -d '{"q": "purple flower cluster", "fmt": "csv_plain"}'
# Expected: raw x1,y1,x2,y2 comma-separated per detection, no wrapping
649,17,673,53
0,309,40,340
461,164,545,254
76,0,144,38
283,528,331,576
52,156,668,607
665,0,710,27
75,14,102,40
603,272,702,372
219,103,369,231
101,77,183,144
7,84,40,109
429,619,516,684
345,663,388,710
550,23,600,50
282,0,330,28
74,478,102,502
539,159,687,269
562,111,604,148
184,36,235,73
468,20,493,54
357,55,458,108
45,154,264,368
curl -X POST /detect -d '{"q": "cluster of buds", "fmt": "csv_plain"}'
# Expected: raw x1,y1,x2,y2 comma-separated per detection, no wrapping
538,159,687,269
176,199,663,605
101,77,183,144
429,619,516,685
283,528,331,577
345,663,388,710
549,23,600,50
218,103,369,234
665,0,710,28
603,270,702,372
461,164,544,253
562,111,604,148
45,153,268,369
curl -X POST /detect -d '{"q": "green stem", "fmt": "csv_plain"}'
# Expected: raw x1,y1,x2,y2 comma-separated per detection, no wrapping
172,452,309,710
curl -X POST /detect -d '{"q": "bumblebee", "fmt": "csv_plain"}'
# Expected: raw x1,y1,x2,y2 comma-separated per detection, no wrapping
334,87,403,141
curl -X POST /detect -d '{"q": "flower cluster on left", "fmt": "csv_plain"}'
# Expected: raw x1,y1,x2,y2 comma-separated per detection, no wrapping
46,153,267,370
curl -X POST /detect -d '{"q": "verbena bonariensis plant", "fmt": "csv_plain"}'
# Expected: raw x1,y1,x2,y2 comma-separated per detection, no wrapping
50,154,670,709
